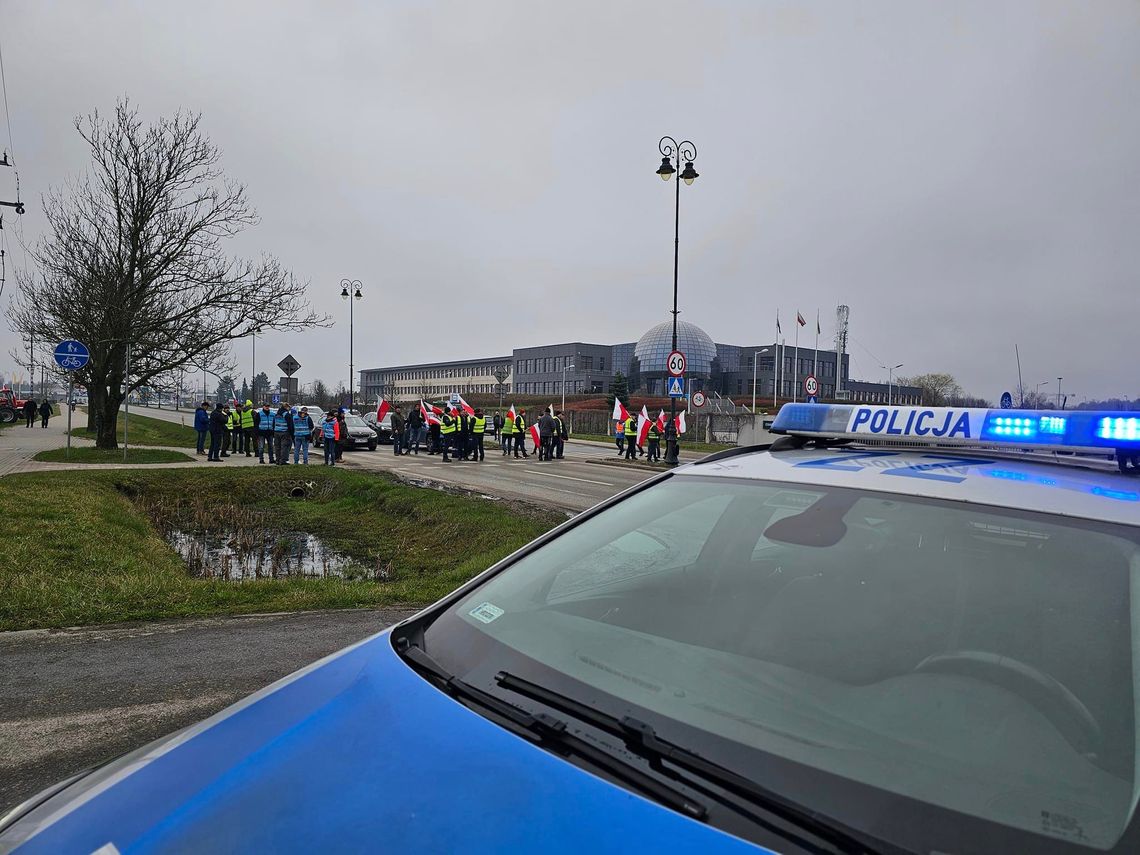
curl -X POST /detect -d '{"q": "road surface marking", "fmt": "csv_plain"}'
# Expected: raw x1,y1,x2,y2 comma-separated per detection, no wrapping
526,470,614,486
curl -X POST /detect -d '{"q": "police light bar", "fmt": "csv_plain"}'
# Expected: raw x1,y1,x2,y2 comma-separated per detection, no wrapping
770,404,1140,452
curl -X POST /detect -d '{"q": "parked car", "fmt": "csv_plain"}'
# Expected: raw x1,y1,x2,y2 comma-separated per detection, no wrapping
363,411,394,443
313,413,377,451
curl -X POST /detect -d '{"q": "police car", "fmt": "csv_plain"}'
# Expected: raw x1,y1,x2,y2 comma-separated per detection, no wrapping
2,404,1138,854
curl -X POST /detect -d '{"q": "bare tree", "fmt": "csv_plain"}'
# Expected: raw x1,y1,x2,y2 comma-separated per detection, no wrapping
896,373,963,406
8,101,326,447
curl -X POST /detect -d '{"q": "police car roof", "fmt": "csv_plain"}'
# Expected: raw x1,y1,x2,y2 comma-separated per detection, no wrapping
677,444,1139,527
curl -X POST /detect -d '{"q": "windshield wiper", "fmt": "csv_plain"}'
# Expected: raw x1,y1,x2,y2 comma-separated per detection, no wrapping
397,643,707,821
495,670,897,855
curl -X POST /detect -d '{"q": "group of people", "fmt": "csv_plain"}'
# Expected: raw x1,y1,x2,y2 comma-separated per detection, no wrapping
193,400,349,466
614,415,661,462
382,404,571,463
20,398,55,429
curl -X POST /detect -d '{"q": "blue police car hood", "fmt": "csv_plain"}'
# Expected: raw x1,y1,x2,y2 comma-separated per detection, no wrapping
2,631,766,855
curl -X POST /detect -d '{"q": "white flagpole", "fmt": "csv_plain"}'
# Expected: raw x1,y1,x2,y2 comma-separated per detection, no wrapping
793,316,800,403
813,310,819,387
774,311,780,407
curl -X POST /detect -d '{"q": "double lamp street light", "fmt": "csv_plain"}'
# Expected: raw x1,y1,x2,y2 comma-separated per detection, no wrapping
655,135,699,466
341,278,363,410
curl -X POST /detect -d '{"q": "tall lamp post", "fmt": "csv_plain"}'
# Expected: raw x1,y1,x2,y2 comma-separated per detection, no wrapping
561,361,576,412
655,135,699,465
340,279,362,410
1057,376,1063,409
751,348,770,413
250,326,261,405
880,362,903,405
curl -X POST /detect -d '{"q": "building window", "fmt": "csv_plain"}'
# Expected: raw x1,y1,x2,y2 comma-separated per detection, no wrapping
580,355,593,370
599,357,605,370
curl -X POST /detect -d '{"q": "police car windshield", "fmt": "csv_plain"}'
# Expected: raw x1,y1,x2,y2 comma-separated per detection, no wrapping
428,476,1140,853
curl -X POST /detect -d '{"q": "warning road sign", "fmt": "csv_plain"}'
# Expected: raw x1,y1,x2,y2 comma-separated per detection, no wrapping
667,376,685,398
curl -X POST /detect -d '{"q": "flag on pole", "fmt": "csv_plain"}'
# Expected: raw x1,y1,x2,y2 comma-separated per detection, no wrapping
813,310,821,385
376,397,390,423
548,403,555,417
612,399,630,422
796,311,806,327
637,406,652,446
656,410,667,432
674,411,687,435
420,400,441,424
528,421,541,450
506,403,516,424
816,312,821,335
776,312,782,335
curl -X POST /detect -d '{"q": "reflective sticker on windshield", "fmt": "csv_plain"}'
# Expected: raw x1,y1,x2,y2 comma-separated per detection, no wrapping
468,601,505,624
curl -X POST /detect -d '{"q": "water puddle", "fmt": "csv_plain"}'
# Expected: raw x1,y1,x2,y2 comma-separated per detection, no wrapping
167,529,376,580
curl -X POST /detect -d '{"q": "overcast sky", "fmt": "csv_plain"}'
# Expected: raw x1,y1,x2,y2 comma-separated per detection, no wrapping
1,1,1137,403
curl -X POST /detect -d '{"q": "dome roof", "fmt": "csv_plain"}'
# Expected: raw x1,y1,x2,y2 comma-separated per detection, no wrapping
634,320,717,376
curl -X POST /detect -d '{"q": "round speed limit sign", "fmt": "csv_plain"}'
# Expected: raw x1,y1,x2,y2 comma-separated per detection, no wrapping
804,375,819,397
692,391,706,408
667,350,686,377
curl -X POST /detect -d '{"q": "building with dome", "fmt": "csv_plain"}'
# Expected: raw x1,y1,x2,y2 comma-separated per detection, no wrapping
360,318,919,406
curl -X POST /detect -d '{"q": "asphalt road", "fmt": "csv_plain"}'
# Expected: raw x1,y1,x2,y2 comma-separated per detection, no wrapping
0,608,416,815
129,405,664,512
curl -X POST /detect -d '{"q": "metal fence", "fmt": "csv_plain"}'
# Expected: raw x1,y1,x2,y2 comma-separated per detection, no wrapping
565,408,758,446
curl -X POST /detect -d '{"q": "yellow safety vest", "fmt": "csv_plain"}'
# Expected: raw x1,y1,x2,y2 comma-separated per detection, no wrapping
473,416,486,434
502,417,514,435
648,423,660,440
515,415,525,433
440,414,456,435
625,416,636,436
240,408,255,429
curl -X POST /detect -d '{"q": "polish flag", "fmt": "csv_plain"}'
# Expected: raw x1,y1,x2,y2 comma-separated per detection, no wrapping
506,404,516,424
796,311,807,327
674,411,687,435
529,421,541,450
656,410,667,432
637,412,651,446
612,399,630,422
420,400,440,425
455,394,475,417
376,397,390,423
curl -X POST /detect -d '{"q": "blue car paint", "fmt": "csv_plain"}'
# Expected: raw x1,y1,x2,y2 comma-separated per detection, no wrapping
9,631,770,854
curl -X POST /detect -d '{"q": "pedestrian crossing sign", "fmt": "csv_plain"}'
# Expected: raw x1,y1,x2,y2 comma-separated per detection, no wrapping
667,377,685,398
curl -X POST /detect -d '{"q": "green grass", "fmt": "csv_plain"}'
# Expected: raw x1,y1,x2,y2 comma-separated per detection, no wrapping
70,410,198,448
571,433,736,453
0,467,562,631
33,447,194,464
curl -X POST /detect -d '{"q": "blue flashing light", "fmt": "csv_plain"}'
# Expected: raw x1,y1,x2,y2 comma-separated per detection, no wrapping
1096,417,1140,442
771,403,1140,452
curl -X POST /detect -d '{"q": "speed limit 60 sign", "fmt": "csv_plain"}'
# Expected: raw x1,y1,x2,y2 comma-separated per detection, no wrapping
804,375,819,397
667,350,686,377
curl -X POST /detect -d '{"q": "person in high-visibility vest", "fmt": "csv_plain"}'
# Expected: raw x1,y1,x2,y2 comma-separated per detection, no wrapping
240,400,255,457
500,408,514,455
513,409,529,459
646,420,661,463
614,418,625,457
471,408,487,462
439,407,457,463
624,415,637,461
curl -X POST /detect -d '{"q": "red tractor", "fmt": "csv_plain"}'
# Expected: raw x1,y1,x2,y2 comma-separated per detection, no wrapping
0,387,28,424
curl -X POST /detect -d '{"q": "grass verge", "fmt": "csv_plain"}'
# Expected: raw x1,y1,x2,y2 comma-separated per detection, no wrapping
33,447,194,464
70,410,198,448
0,467,562,631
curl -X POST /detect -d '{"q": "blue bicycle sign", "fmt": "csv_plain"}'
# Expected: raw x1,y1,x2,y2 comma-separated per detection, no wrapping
53,340,90,372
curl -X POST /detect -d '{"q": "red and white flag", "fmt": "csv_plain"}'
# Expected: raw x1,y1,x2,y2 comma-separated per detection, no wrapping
674,411,687,435
420,400,440,425
376,397,390,423
455,394,475,416
529,421,541,450
656,410,667,432
796,311,807,327
612,399,630,422
506,404,516,424
637,412,651,446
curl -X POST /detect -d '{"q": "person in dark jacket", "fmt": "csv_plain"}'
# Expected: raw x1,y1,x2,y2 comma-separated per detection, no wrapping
537,409,556,461
554,410,569,459
193,402,210,455
207,404,227,461
335,409,347,461
404,407,422,455
492,411,503,442
22,398,37,428
38,400,53,428
513,409,529,458
390,407,405,456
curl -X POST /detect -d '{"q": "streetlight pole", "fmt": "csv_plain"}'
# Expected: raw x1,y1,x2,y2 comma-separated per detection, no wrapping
340,279,362,411
251,327,258,405
655,135,699,466
561,362,576,412
1057,376,1063,409
751,349,771,413
880,363,903,405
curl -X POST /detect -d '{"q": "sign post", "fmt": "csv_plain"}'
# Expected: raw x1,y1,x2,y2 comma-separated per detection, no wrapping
53,340,90,460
